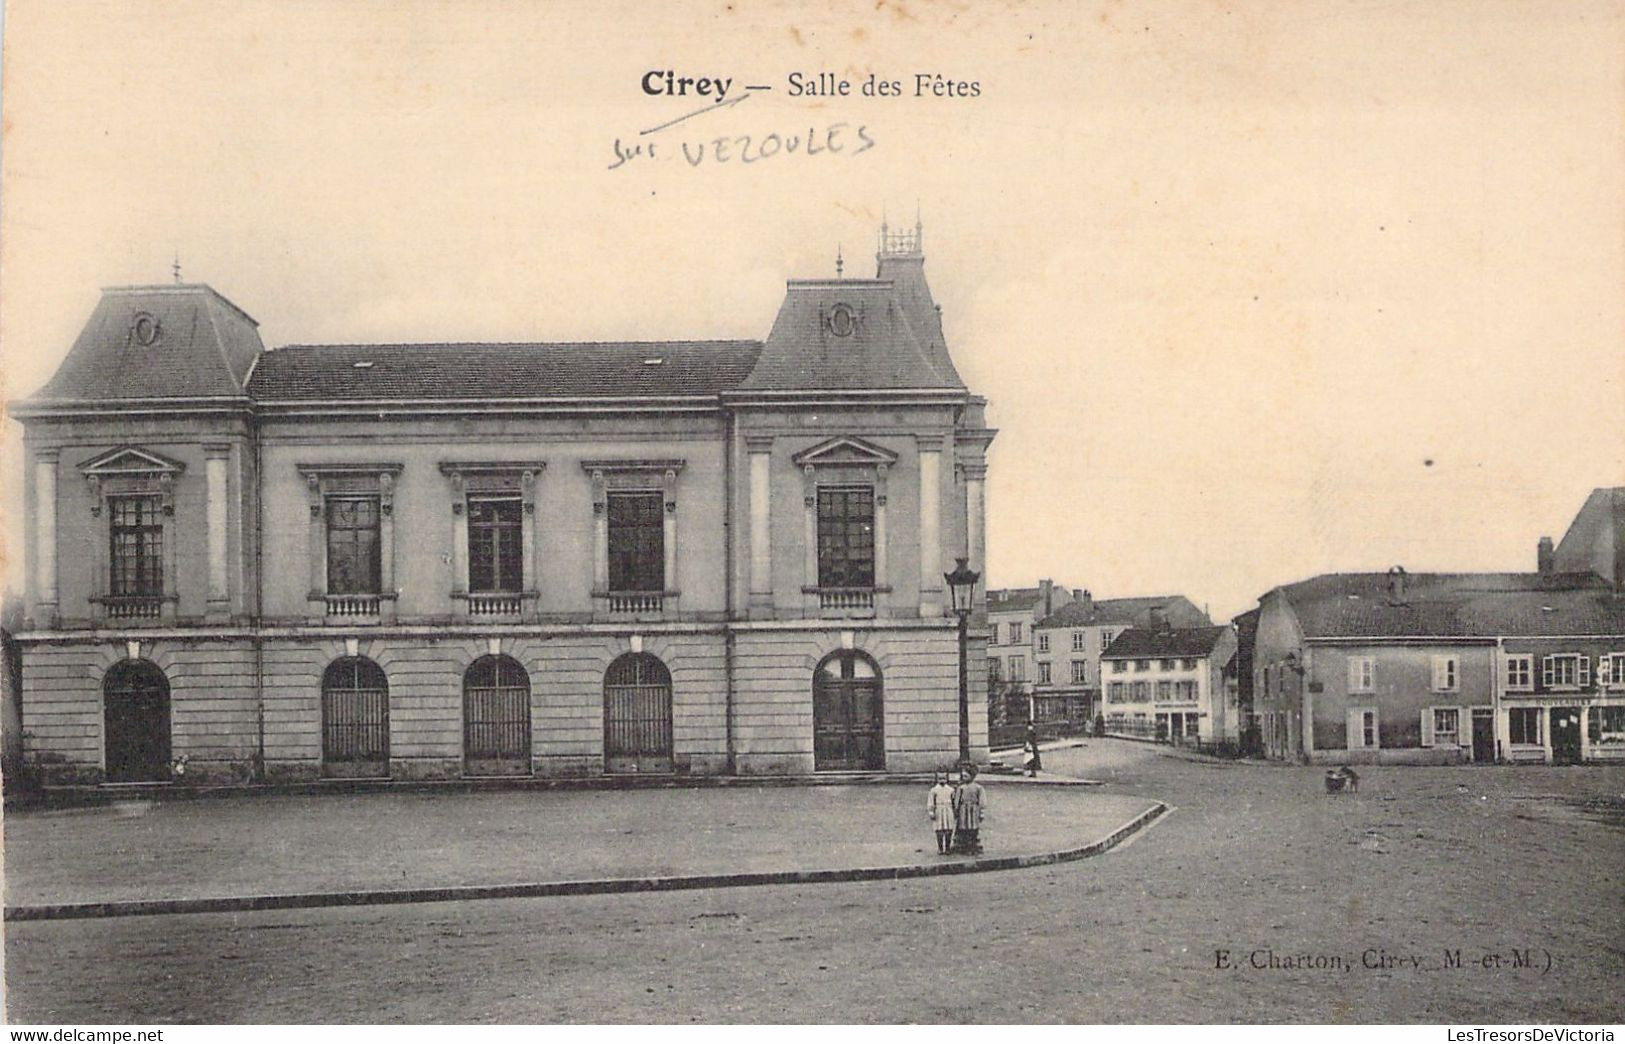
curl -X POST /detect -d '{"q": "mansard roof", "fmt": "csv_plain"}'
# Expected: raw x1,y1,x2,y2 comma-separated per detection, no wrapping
28,285,262,405
25,244,978,415
249,340,763,403
736,279,965,393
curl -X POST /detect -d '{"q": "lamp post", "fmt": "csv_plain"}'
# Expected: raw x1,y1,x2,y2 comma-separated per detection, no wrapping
944,556,981,766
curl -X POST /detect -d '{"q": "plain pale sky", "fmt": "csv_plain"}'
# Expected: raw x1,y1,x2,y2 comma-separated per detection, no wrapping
2,0,1622,621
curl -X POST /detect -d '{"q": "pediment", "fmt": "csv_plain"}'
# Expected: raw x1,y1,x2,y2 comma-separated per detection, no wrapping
77,446,186,477
790,436,899,468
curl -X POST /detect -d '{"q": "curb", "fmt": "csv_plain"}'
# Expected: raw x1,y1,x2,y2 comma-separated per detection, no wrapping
4,801,1167,923
16,771,1102,811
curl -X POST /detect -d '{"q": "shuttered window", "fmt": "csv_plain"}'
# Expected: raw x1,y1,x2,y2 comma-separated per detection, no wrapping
1542,654,1587,690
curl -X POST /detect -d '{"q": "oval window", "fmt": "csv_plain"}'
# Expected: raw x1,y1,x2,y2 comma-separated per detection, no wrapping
828,303,855,337
132,314,160,346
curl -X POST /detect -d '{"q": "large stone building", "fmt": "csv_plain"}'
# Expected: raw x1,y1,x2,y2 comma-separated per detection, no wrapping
13,226,996,785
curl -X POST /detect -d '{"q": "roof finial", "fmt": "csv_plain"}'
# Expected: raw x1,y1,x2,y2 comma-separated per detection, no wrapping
836,244,844,279
172,253,182,284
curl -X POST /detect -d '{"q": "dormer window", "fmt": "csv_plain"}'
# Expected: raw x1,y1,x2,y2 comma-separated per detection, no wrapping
828,303,856,337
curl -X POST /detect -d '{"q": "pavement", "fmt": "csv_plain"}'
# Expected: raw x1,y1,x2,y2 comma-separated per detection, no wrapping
3,778,1159,919
7,739,1622,1022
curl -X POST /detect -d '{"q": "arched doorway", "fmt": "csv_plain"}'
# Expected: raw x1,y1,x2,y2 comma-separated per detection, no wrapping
604,652,673,774
322,656,390,778
813,650,884,771
464,654,532,776
103,659,171,783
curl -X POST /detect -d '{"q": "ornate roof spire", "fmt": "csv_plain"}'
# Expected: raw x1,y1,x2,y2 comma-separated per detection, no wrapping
835,244,844,279
172,253,182,284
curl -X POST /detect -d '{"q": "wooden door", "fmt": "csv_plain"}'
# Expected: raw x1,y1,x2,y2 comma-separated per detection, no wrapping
1550,707,1582,765
813,651,884,771
1471,709,1495,763
103,661,170,783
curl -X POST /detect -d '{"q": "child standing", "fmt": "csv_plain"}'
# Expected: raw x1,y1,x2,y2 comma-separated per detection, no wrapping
953,765,987,855
927,771,956,854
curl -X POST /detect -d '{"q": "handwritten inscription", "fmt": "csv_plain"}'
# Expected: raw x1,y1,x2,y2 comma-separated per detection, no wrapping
608,122,874,172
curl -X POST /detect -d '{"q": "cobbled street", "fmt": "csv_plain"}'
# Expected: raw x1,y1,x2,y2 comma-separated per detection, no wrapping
5,740,1622,1023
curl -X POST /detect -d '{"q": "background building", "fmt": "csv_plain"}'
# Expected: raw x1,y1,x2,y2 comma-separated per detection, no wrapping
1546,486,1624,587
1251,567,1624,765
1100,625,1238,744
12,226,997,785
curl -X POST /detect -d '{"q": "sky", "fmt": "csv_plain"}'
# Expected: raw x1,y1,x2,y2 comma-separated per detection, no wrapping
2,0,1622,622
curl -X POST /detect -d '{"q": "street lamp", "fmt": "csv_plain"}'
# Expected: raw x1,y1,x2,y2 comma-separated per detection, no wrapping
944,556,981,766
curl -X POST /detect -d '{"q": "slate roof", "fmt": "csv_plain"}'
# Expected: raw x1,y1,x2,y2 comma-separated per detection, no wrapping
1035,596,1193,629
737,280,964,392
1276,571,1625,639
987,587,1046,613
248,340,764,402
1102,626,1232,659
29,285,262,403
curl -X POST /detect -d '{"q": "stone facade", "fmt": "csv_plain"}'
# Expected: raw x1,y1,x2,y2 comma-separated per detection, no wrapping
14,226,995,785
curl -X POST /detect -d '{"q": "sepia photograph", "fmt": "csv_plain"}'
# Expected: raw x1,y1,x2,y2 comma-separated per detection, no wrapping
0,0,1621,1029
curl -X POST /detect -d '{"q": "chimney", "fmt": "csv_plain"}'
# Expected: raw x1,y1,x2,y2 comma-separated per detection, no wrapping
1387,565,1408,605
1039,579,1054,615
1537,536,1554,574
1075,588,1092,608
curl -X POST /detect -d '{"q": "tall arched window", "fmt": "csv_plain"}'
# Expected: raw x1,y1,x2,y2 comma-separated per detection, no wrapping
463,654,531,776
103,659,171,783
322,656,389,778
813,650,884,771
604,652,673,773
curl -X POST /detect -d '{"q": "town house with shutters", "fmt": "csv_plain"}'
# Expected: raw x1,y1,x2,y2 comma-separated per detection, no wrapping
14,225,996,786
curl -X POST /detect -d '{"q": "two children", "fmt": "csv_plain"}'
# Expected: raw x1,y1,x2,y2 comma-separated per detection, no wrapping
927,765,988,855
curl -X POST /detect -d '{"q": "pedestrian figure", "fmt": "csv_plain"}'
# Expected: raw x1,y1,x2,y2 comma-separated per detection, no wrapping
953,764,987,855
1023,724,1042,777
927,771,957,854
1338,765,1360,793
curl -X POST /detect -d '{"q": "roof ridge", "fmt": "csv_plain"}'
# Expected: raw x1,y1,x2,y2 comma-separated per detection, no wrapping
270,338,765,350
